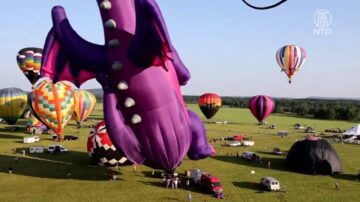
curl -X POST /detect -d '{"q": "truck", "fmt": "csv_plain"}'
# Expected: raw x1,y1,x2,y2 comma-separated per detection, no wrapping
190,169,224,197
23,136,40,144
29,146,44,154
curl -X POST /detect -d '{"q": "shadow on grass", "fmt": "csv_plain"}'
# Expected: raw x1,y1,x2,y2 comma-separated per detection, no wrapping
211,155,288,172
232,181,266,192
256,151,288,156
0,126,27,134
0,133,24,139
0,154,110,181
139,181,166,189
333,173,358,181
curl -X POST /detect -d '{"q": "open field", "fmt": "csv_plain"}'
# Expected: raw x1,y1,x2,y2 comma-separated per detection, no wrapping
0,104,359,202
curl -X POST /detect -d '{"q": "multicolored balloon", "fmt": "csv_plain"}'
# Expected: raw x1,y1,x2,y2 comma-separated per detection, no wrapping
72,90,96,125
276,45,306,83
249,95,275,123
16,48,43,85
30,80,75,137
0,88,27,125
198,93,222,119
87,121,132,167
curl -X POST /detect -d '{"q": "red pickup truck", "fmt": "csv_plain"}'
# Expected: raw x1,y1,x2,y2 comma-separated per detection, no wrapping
200,173,224,195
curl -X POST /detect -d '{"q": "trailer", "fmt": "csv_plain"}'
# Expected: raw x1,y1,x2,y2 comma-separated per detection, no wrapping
23,136,40,144
30,146,44,154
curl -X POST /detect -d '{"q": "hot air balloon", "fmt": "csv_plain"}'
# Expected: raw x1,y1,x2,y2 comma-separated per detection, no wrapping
249,95,275,124
276,45,306,83
73,90,96,127
0,88,27,125
30,80,75,139
198,93,222,119
16,48,43,85
87,121,132,166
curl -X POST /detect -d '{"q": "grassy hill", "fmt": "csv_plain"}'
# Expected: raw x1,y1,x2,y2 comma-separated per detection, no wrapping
0,104,359,202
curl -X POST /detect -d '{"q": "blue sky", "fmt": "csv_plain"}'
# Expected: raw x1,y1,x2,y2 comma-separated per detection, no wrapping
0,0,359,98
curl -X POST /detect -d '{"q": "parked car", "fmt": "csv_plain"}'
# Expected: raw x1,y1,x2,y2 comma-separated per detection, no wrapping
269,124,277,129
242,151,262,163
273,147,285,155
229,141,241,147
294,123,305,129
243,140,254,147
305,127,316,133
47,145,68,154
64,135,79,140
260,176,280,191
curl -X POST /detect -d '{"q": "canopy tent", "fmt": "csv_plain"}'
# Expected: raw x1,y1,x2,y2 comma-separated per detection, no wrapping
342,124,360,136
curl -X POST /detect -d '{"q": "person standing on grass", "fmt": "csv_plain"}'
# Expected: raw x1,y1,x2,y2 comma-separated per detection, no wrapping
186,178,190,189
187,193,192,202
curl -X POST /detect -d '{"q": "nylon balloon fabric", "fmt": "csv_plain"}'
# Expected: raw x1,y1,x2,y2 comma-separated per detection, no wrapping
198,93,222,119
276,45,306,83
30,80,75,137
249,95,275,123
0,88,27,125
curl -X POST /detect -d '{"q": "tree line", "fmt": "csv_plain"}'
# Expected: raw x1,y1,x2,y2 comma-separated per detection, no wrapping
89,89,359,122
184,96,360,122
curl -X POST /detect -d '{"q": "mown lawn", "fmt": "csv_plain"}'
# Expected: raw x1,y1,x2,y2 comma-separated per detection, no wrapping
0,104,359,202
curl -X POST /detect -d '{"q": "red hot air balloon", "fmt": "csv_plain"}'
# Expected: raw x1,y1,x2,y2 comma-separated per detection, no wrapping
249,95,275,124
198,93,222,119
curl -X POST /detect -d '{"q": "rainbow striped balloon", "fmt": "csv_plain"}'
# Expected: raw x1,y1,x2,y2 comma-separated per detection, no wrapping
198,93,222,119
0,88,27,125
16,47,43,85
249,95,275,123
276,45,306,83
30,80,75,137
73,90,96,124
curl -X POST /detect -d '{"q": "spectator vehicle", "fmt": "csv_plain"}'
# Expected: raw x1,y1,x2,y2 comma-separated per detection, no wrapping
229,141,241,147
64,135,79,140
260,176,280,191
47,145,68,154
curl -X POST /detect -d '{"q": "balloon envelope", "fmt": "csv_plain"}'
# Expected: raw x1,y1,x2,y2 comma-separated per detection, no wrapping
0,88,27,125
17,47,43,85
276,45,306,83
198,93,222,119
249,95,275,123
30,80,75,136
73,90,96,124
87,121,132,166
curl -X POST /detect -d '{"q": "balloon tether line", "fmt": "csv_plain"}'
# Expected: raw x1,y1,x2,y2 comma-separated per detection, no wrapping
242,0,287,10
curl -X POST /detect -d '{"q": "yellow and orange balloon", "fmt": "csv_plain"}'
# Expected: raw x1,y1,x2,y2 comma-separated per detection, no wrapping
29,80,75,137
72,90,96,125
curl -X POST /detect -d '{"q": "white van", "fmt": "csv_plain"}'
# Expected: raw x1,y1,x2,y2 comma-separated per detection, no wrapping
30,146,44,154
260,176,280,191
47,145,68,153
23,136,40,144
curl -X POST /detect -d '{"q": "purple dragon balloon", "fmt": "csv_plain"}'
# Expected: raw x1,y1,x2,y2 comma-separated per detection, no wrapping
40,0,214,170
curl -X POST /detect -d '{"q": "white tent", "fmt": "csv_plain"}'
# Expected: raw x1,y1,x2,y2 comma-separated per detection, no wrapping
343,124,360,136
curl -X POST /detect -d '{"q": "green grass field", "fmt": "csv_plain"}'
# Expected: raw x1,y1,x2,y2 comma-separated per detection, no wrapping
1,104,359,202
